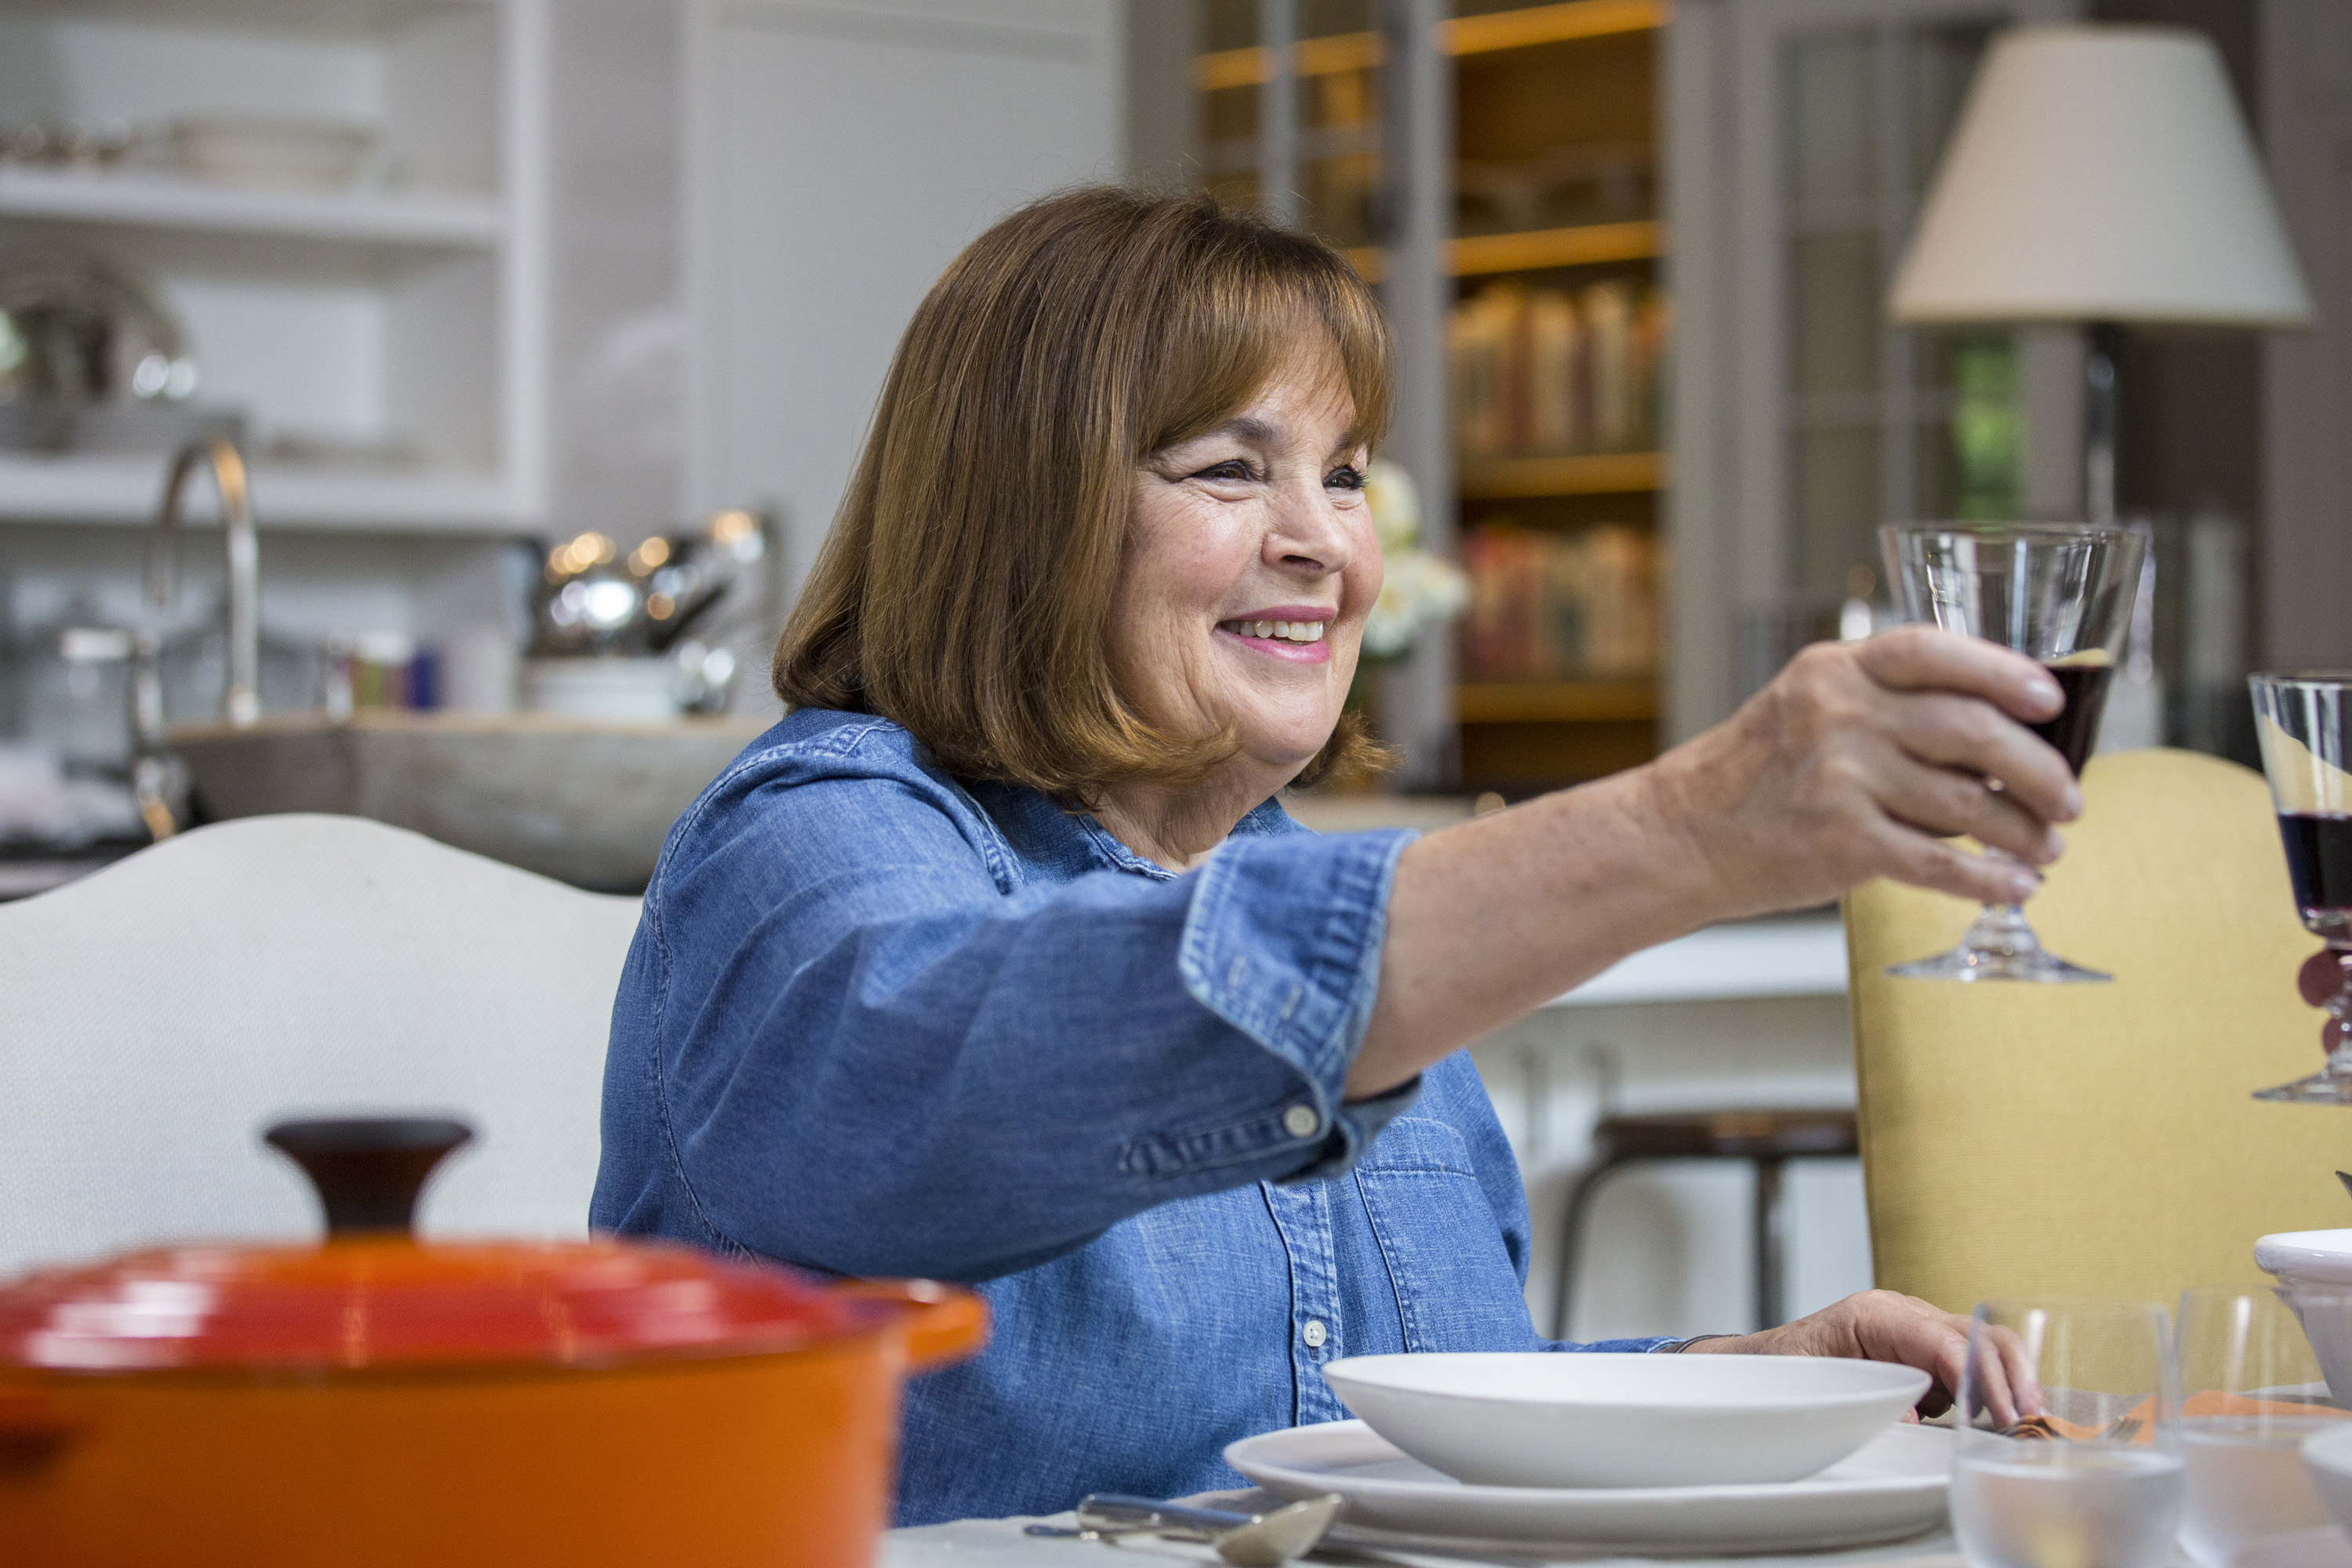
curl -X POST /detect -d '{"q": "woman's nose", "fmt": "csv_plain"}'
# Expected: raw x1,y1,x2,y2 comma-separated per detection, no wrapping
1264,476,1354,575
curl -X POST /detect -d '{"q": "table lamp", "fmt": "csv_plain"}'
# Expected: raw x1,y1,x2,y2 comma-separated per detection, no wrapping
1888,23,2313,525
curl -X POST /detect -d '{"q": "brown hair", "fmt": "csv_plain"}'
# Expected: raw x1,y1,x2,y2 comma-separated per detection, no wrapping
772,186,1393,800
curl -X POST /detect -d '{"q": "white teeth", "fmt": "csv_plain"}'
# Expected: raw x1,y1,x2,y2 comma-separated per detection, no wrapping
1223,618,1329,644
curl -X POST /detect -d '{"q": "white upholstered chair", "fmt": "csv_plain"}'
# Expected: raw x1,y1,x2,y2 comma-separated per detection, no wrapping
0,814,641,1276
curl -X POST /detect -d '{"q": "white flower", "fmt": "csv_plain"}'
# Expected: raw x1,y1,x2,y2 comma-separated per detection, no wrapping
1363,547,1470,661
1364,459,1423,556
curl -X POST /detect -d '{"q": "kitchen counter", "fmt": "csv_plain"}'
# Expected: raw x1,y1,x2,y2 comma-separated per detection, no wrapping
1551,913,1849,1007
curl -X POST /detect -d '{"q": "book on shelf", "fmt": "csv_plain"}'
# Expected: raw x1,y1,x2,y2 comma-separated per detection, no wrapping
1450,279,1669,459
1459,521,1659,684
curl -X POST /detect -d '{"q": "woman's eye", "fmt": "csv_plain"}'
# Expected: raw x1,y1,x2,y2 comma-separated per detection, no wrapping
1326,465,1367,492
1191,459,1256,483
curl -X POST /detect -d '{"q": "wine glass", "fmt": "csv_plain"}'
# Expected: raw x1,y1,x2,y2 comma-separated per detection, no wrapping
1878,523,2150,982
2250,673,2352,1102
2174,1286,2347,1565
1951,1299,2180,1568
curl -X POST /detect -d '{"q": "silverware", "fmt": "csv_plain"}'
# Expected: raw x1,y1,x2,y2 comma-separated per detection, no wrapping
1023,1492,1345,1565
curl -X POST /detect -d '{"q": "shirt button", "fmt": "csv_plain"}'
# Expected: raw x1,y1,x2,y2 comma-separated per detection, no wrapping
1283,1105,1320,1139
1302,1319,1328,1348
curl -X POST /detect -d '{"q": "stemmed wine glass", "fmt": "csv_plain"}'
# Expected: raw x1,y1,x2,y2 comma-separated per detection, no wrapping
2249,673,2352,1102
1879,523,2149,982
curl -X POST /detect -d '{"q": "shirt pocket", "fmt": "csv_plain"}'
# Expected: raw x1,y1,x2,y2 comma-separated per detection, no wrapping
1351,1116,1540,1353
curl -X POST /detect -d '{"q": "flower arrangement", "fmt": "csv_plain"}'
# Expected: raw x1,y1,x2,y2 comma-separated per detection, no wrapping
1360,459,1470,660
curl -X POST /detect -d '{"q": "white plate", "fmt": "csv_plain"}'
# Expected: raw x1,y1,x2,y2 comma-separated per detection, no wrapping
1224,1419,1951,1554
2230,1527,2352,1568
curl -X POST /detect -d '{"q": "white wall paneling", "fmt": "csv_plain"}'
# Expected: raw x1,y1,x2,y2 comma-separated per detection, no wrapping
685,0,1123,605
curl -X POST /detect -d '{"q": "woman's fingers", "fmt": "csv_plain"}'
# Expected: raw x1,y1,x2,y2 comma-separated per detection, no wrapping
1889,690,2083,829
1862,816,2043,906
1857,626,2063,723
1866,749,2065,866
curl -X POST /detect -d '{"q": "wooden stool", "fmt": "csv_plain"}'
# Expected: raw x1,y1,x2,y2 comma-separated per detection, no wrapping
1549,1108,1860,1341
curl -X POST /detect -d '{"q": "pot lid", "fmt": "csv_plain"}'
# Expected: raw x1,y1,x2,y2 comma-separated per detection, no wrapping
0,1118,878,1374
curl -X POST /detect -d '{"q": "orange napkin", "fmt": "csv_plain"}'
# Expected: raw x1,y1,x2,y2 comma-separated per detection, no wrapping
2004,1391,2342,1442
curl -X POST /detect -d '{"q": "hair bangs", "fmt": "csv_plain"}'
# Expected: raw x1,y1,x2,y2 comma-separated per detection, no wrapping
1134,227,1392,463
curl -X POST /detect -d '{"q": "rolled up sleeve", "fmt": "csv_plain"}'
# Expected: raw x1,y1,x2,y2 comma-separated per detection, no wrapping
1177,830,1419,1180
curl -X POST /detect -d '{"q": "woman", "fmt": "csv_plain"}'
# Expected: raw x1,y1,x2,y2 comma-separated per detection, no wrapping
593,189,2078,1525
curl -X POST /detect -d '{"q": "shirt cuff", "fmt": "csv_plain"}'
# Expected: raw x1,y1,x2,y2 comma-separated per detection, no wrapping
1175,827,1416,1177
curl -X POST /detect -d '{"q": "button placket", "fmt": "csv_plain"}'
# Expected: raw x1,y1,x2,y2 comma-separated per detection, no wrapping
1261,1178,1348,1423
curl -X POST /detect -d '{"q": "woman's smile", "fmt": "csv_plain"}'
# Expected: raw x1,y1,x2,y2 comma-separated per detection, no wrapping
1215,606,1334,662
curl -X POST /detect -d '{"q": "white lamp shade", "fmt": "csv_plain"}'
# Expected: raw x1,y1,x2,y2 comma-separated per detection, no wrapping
1889,24,2312,328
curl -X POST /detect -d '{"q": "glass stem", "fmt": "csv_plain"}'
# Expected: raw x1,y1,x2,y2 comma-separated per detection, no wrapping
2325,946,2352,1078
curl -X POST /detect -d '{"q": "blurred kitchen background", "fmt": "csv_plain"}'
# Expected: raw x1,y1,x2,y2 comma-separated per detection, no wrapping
2,0,2345,1338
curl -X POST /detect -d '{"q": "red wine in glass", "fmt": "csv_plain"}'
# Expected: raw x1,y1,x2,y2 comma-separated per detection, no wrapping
2278,813,2352,944
2252,672,2352,1102
2031,653,2116,778
1879,524,2145,984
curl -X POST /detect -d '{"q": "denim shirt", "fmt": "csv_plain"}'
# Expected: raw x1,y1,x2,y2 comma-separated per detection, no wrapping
592,708,1668,1524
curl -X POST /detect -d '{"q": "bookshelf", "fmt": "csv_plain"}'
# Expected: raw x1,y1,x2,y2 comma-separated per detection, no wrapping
1192,0,1667,795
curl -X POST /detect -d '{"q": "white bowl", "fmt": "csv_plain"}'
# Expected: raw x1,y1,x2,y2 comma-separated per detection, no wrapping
2257,1232,2352,1401
2261,1232,2352,1289
1318,1352,1929,1490
2305,1427,2352,1539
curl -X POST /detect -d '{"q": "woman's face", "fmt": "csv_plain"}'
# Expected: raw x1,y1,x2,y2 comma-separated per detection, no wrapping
1109,351,1381,782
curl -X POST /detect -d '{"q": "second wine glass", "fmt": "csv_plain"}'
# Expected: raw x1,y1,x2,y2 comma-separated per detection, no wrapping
1878,523,2148,982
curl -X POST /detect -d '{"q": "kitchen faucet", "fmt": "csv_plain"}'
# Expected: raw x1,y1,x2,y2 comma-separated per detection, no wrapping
149,436,260,728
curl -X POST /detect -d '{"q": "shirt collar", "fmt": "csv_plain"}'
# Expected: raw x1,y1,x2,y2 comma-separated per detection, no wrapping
967,782,1305,883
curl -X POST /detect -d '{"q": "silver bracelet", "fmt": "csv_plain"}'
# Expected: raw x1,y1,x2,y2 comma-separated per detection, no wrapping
1659,1334,1740,1353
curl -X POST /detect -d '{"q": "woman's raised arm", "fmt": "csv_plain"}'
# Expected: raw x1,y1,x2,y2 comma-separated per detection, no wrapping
1346,626,2082,1098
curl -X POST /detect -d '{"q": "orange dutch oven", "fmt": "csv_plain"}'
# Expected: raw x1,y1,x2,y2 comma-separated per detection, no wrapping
0,1118,987,1568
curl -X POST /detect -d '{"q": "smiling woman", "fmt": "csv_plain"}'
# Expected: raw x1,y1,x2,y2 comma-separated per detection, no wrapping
594,187,2088,1527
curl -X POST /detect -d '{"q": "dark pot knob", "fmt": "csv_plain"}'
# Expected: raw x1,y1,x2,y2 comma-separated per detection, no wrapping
263,1117,474,1239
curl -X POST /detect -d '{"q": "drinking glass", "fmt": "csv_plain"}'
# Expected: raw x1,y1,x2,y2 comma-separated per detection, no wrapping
1952,1300,2180,1568
1879,523,2150,982
2250,673,2352,1102
2175,1287,2347,1565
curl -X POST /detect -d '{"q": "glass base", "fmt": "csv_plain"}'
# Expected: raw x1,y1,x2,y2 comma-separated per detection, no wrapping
1886,902,2111,984
2252,1073,2352,1105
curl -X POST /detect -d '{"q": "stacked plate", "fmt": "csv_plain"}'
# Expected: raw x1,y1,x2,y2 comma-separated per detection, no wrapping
1225,1352,1947,1555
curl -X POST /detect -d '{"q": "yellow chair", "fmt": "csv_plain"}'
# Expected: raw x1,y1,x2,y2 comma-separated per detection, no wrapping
1846,747,2352,1312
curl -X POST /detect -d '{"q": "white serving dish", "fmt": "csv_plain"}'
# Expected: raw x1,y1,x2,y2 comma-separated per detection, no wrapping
1318,1351,1928,1489
1224,1418,1951,1553
2261,1232,2352,1289
170,115,375,191
521,657,680,721
2258,1232,2352,1401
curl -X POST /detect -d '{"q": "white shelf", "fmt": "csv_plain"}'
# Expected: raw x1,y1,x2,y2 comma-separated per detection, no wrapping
0,168,502,249
0,0,491,36
1548,915,1849,1007
0,453,531,532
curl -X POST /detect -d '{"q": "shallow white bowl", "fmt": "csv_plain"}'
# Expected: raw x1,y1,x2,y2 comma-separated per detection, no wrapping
1319,1352,1929,1489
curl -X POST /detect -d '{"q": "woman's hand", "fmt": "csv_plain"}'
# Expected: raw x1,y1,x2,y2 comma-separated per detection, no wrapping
1682,1288,2045,1424
1643,627,2082,916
